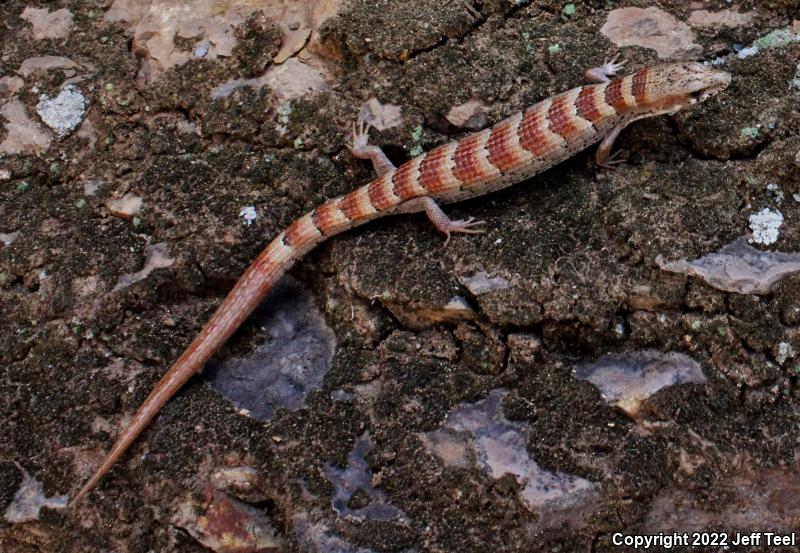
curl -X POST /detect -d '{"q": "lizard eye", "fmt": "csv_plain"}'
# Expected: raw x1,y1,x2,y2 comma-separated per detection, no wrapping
688,89,705,102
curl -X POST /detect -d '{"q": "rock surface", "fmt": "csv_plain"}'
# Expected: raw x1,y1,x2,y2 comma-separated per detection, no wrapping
1,1,800,552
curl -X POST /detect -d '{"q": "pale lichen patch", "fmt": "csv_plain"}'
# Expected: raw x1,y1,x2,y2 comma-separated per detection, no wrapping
107,192,143,219
21,7,74,40
422,389,597,513
656,237,800,294
361,98,403,130
113,243,175,292
573,351,705,418
35,85,86,137
687,8,755,29
445,98,489,130
0,99,52,154
4,469,68,523
748,208,783,245
601,7,700,59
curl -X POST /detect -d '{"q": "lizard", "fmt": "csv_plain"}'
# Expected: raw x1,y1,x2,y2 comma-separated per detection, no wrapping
70,59,731,506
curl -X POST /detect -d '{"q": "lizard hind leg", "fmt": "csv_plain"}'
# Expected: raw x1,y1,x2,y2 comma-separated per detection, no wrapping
347,115,396,177
595,121,629,169
397,196,486,245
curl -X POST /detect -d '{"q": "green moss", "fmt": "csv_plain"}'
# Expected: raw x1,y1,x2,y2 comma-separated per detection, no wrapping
409,125,425,157
522,31,534,53
740,127,760,139
753,29,795,50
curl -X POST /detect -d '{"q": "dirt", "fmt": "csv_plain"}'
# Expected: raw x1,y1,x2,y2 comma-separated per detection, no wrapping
1,1,800,552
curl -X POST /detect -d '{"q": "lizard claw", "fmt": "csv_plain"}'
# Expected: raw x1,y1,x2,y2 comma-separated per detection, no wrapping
442,217,487,245
585,55,626,84
347,113,395,175
597,150,627,170
348,116,372,155
602,54,626,77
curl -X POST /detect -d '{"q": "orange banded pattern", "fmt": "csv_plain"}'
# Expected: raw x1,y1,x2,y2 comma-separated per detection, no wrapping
311,201,343,235
486,117,523,173
631,68,649,105
418,144,455,194
339,187,374,221
283,214,319,247
518,106,555,157
574,86,604,124
548,95,581,141
604,78,628,111
452,132,488,185
73,62,733,507
392,160,422,200
367,174,396,211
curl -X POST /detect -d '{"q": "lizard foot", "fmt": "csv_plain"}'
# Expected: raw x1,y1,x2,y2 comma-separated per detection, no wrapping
600,53,626,76
441,217,486,245
346,114,395,176
597,150,627,170
347,116,372,155
586,54,626,84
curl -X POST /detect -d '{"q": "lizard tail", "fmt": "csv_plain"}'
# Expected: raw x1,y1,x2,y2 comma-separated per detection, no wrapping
71,182,388,506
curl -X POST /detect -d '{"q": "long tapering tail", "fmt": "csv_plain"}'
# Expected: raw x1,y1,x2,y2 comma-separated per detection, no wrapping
71,186,384,506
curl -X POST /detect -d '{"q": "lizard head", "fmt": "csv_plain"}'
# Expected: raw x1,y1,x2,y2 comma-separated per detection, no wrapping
630,62,731,116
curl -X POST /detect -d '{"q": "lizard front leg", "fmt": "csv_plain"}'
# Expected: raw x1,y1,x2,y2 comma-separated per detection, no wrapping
347,116,396,177
397,196,485,245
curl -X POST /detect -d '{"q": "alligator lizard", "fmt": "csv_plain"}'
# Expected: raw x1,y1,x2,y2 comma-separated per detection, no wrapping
71,60,730,505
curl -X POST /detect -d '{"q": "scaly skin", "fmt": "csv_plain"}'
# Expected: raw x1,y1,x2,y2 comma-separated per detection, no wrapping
70,61,730,506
